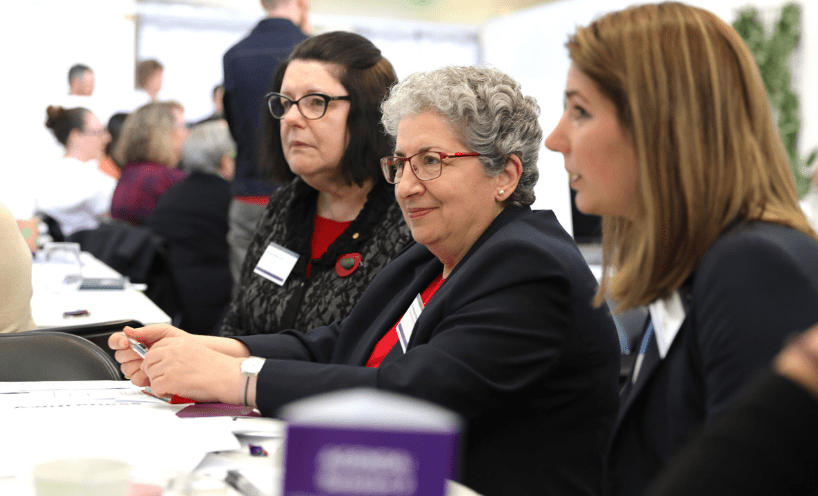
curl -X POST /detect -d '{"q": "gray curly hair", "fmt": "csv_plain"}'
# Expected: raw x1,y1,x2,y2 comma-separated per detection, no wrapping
181,120,235,175
381,66,541,207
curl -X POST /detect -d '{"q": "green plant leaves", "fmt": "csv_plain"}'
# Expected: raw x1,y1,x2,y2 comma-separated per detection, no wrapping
733,2,817,197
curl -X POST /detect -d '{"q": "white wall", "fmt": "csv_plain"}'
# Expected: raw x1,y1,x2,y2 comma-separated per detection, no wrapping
135,5,480,123
482,0,818,235
1,0,137,218
136,3,260,123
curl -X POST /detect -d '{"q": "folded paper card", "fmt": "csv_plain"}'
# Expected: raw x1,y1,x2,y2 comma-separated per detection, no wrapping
279,388,462,496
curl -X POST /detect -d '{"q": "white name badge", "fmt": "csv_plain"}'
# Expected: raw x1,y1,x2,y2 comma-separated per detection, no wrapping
254,242,300,286
396,294,425,353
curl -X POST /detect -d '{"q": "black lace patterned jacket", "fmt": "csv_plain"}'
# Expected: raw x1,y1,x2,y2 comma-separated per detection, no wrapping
219,177,411,337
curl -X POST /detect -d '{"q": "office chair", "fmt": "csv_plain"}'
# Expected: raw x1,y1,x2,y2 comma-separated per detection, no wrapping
0,331,121,381
38,319,143,373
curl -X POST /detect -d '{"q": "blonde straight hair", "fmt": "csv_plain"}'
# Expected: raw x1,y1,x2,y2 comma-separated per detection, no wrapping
567,2,816,311
115,101,184,168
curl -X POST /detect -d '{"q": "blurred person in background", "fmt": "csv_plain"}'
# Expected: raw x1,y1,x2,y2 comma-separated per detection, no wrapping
147,120,235,335
133,59,164,108
68,64,95,96
0,202,35,333
38,105,115,237
96,112,129,180
110,101,188,225
191,84,226,127
223,0,309,282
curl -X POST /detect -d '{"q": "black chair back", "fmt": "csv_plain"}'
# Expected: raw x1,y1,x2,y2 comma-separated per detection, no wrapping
37,319,143,372
0,331,121,381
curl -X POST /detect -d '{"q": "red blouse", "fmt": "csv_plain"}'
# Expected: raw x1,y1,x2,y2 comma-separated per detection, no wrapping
307,215,351,278
365,274,445,368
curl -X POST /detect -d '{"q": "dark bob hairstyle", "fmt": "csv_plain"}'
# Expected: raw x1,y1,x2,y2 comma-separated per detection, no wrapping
261,31,398,186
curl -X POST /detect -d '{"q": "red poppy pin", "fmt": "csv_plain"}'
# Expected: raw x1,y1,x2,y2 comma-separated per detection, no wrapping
336,253,362,277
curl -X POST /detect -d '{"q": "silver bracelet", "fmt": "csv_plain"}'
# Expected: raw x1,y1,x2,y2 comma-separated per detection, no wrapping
243,376,250,407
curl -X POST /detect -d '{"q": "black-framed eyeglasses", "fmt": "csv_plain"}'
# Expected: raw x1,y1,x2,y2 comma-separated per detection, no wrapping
265,92,351,120
380,151,482,184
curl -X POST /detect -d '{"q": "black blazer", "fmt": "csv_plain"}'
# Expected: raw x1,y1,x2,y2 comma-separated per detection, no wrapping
607,221,818,496
147,172,233,334
237,207,621,496
644,368,818,496
222,18,307,197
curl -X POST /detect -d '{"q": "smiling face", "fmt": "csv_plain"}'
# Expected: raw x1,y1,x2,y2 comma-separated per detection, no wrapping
545,64,639,219
395,112,506,275
279,60,351,190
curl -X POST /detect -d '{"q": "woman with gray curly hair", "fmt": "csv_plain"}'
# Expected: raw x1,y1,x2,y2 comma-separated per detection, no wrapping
110,66,619,496
380,65,540,208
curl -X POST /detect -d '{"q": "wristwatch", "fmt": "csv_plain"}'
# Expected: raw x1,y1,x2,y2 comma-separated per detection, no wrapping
241,357,265,378
240,357,265,406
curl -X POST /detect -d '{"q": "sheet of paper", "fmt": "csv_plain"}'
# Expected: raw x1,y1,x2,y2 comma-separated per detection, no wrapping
0,382,240,480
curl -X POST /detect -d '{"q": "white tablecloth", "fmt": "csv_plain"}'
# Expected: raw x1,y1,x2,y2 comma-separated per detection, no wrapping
0,381,483,496
31,252,171,328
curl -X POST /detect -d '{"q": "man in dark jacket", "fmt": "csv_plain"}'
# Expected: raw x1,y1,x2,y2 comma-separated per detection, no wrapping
222,0,308,283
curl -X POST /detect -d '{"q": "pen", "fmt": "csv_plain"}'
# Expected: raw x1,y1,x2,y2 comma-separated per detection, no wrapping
128,337,148,358
225,470,267,496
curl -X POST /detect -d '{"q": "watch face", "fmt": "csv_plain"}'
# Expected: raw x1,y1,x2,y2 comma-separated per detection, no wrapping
242,357,265,376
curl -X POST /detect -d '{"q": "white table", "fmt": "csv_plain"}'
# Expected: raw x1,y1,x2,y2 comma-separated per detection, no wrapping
0,381,280,495
0,382,482,496
31,252,171,328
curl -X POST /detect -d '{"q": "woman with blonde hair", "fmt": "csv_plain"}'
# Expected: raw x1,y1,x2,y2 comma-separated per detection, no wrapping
545,2,818,495
111,101,189,225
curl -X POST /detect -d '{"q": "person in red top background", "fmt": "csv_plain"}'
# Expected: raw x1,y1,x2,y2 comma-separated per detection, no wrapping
110,101,189,225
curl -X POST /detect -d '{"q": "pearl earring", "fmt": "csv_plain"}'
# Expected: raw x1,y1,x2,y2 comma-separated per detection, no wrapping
498,190,505,197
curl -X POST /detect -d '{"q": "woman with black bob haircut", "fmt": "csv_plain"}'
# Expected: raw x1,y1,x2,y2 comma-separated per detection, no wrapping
218,31,411,337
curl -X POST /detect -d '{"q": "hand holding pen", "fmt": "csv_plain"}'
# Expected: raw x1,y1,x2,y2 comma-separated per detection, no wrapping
109,324,248,405
108,325,185,387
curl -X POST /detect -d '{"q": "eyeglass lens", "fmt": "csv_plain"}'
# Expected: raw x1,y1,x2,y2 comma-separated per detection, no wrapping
383,152,444,183
269,94,330,120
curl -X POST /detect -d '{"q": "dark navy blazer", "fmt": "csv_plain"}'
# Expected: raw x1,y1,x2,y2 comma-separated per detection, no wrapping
237,207,621,496
607,221,818,496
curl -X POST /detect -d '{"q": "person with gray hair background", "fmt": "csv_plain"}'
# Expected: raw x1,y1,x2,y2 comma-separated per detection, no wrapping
111,65,619,495
147,120,235,335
